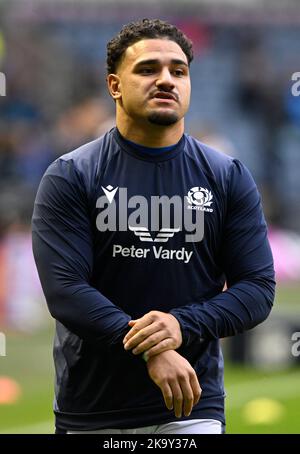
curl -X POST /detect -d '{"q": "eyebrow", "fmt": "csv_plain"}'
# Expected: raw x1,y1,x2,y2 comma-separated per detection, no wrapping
133,58,189,68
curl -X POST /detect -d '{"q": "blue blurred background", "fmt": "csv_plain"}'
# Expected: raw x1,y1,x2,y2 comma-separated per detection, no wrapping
0,0,300,433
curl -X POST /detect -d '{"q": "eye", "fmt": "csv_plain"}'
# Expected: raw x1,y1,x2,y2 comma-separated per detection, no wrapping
139,67,154,75
173,68,185,77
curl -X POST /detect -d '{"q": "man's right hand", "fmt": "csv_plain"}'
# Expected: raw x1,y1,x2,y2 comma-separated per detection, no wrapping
146,350,202,418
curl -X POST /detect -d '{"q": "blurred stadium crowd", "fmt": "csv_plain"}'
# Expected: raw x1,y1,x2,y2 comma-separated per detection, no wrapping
0,1,300,331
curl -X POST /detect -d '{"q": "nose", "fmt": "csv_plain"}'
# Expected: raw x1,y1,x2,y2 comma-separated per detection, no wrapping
155,67,175,91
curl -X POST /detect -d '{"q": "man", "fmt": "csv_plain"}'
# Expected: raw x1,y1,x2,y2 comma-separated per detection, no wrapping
32,19,275,434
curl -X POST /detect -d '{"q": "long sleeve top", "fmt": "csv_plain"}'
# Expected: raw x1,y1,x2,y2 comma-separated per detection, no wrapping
32,127,275,431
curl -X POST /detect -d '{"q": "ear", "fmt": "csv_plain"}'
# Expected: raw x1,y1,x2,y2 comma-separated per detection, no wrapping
107,74,122,100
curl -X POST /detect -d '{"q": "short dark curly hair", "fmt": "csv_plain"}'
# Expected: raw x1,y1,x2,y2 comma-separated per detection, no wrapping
106,18,193,75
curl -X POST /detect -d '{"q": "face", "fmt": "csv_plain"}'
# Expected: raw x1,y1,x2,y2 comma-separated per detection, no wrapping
108,38,191,127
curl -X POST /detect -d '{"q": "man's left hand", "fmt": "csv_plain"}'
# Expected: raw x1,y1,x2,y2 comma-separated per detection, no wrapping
123,311,182,360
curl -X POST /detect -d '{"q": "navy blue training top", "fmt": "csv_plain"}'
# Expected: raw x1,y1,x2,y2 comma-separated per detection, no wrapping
32,127,275,431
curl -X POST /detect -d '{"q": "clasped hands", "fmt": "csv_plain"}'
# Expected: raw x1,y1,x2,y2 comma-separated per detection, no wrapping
123,311,201,418
123,310,182,359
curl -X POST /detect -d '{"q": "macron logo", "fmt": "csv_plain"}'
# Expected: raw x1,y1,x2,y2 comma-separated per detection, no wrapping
129,226,180,243
101,185,118,203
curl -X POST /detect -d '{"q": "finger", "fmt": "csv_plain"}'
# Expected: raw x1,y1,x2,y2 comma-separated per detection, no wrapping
131,332,168,355
123,322,141,343
170,380,183,418
124,323,161,351
124,323,158,350
160,382,173,411
178,377,194,417
144,338,175,359
123,315,154,343
190,373,202,406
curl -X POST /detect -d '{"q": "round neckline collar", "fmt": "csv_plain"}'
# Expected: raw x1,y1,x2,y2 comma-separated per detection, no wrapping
113,127,185,162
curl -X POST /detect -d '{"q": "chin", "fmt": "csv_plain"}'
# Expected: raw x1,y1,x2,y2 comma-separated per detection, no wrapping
147,111,179,126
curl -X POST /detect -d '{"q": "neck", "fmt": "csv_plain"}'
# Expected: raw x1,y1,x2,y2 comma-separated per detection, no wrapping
116,113,184,147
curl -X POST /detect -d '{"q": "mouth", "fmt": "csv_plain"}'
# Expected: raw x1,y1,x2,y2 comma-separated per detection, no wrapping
152,92,178,102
